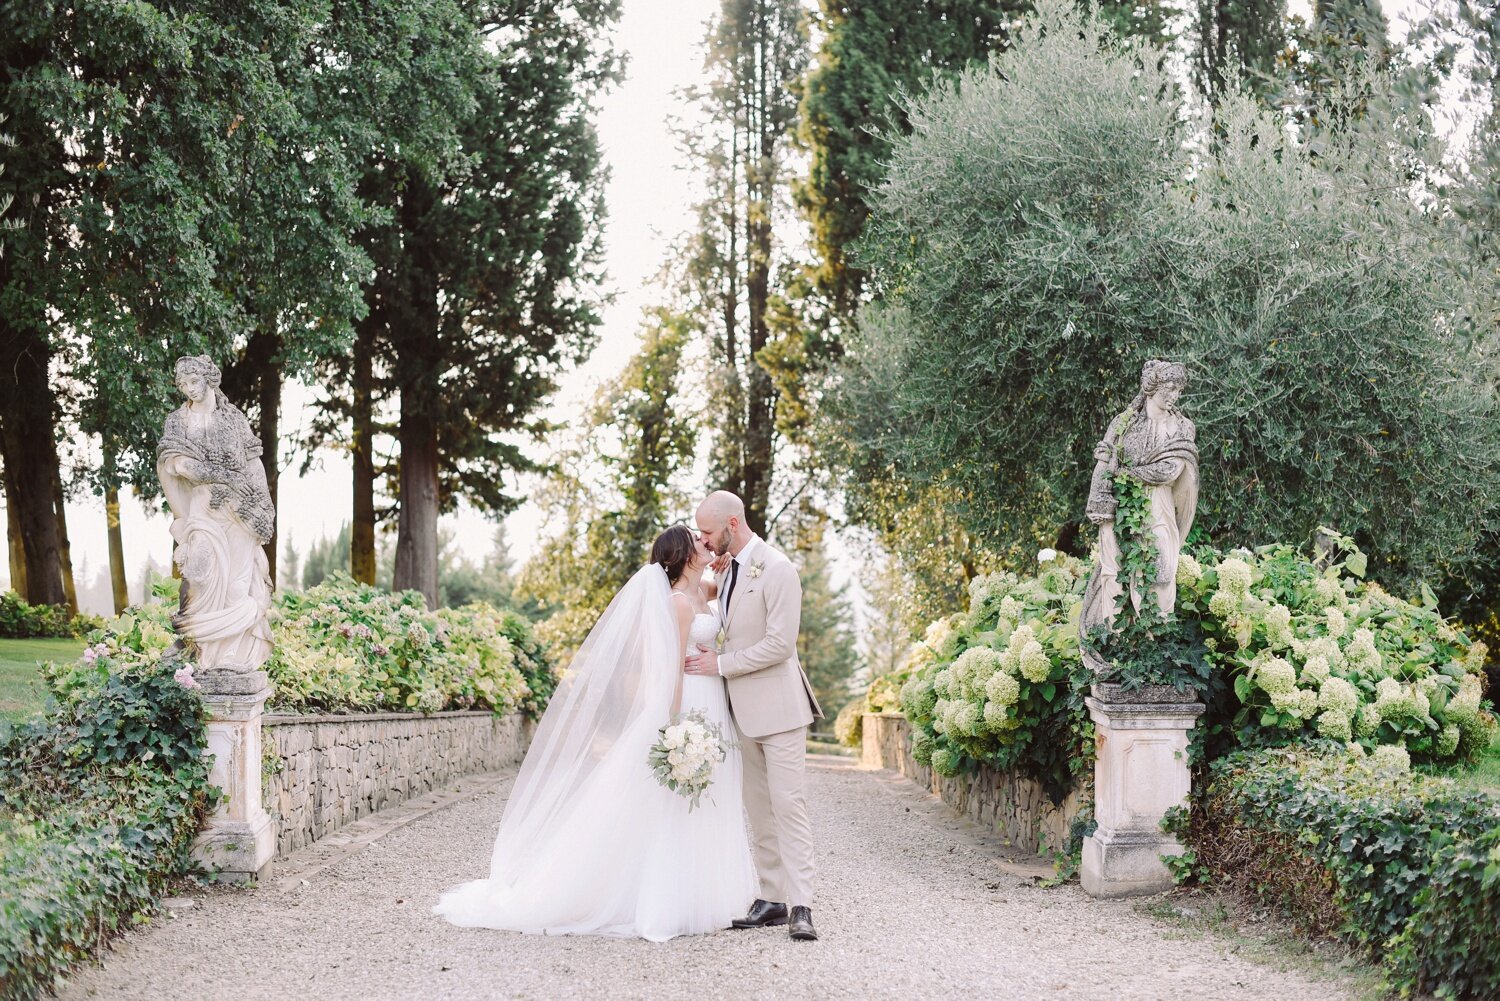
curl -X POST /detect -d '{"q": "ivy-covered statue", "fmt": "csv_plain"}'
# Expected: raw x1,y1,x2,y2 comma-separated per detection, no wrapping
1079,360,1199,676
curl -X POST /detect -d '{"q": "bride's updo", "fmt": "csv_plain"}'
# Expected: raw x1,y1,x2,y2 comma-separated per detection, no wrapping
650,525,696,586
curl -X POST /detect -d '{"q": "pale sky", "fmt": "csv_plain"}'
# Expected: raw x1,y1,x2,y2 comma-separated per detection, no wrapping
11,0,1458,616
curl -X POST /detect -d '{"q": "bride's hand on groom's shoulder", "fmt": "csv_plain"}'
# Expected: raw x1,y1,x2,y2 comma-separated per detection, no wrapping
710,552,731,576
683,648,720,677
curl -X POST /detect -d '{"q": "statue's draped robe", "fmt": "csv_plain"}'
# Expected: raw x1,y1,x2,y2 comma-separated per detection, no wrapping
1081,407,1199,640
156,395,275,672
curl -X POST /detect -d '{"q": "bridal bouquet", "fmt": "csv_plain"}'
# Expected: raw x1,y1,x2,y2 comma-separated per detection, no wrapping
648,711,728,810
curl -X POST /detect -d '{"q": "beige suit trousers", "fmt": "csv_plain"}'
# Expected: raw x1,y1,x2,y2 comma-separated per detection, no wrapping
738,720,814,909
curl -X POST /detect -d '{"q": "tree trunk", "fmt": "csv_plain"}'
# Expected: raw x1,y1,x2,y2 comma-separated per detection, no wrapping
1055,519,1084,558
51,451,79,615
391,175,441,609
351,318,377,585
741,16,778,539
259,355,281,585
224,327,282,583
393,398,439,608
4,463,27,597
0,327,67,607
106,484,128,613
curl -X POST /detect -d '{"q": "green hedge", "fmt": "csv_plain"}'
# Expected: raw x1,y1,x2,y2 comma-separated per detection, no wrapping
0,647,215,1000
1174,747,1500,999
0,591,104,640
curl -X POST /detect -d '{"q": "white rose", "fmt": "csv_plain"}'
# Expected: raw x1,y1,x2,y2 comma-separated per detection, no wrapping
1038,548,1058,563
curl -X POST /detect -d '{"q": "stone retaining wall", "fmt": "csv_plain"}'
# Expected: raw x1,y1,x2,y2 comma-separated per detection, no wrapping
861,712,1088,855
262,710,533,858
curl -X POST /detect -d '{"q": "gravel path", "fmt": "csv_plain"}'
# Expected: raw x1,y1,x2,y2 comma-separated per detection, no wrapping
58,757,1355,1001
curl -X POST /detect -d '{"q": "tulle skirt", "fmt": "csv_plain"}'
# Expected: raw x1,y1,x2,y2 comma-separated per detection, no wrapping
434,675,755,941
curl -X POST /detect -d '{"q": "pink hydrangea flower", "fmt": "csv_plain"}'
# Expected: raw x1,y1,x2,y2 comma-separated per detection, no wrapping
174,666,201,690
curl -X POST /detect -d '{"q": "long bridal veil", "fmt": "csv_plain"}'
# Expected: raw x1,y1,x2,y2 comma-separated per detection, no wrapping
434,563,681,934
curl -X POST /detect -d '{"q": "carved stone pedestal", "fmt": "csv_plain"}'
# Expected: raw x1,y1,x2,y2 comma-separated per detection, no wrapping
193,674,276,883
1081,683,1204,899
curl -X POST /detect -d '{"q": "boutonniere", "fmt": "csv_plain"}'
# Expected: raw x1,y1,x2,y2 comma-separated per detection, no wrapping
749,559,765,580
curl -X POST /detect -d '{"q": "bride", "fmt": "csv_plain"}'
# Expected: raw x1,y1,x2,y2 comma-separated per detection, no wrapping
433,525,756,940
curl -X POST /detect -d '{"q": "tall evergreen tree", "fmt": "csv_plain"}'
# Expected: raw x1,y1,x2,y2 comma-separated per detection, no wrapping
361,0,622,608
681,0,808,536
518,309,698,659
1193,0,1288,105
1,1,475,601
787,510,858,727
302,523,353,590
860,548,918,680
797,1,1020,324
439,525,517,609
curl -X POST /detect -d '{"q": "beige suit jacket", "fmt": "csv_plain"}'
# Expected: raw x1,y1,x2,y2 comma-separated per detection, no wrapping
719,539,823,739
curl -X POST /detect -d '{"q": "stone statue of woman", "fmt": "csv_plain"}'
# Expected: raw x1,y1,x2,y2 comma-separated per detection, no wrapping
157,355,276,690
1079,360,1199,669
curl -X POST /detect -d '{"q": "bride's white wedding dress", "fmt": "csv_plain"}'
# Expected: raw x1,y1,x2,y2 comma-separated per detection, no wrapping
434,566,755,941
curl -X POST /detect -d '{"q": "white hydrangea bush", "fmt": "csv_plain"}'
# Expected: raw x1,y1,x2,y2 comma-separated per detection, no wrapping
878,537,1496,787
901,553,1092,786
1180,543,1495,765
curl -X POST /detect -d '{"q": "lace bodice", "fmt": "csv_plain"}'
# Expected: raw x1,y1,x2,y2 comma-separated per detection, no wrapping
688,612,718,651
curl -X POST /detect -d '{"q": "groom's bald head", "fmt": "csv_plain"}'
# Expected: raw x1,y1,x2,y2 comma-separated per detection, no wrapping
699,491,744,522
695,491,751,556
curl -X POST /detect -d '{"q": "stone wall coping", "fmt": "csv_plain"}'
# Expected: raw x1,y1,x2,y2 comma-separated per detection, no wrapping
263,708,509,726
1086,695,1205,723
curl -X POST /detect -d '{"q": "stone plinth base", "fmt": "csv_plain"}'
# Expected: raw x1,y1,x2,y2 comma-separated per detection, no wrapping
1081,685,1203,899
194,686,276,882
1082,829,1191,898
194,814,276,883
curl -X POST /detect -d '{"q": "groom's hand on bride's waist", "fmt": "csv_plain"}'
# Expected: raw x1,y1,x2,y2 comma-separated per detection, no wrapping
683,649,720,676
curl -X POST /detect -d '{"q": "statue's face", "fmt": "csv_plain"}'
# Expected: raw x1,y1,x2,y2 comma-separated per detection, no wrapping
177,372,207,403
1151,381,1184,408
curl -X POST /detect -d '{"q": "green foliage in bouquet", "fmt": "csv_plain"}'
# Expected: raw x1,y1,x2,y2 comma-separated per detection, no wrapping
647,710,729,811
0,644,216,1000
1179,540,1496,766
1175,747,1500,999
898,554,1094,801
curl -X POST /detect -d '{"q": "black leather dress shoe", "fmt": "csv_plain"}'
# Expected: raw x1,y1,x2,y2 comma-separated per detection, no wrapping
731,899,788,929
788,906,818,941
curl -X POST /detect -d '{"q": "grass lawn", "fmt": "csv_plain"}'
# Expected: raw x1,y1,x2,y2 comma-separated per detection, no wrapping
1424,730,1500,796
1453,733,1500,795
0,637,83,723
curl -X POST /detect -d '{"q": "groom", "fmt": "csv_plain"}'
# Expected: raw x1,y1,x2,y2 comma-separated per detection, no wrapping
685,491,824,942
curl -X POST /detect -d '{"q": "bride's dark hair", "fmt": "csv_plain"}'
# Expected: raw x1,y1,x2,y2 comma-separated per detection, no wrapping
650,525,697,586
